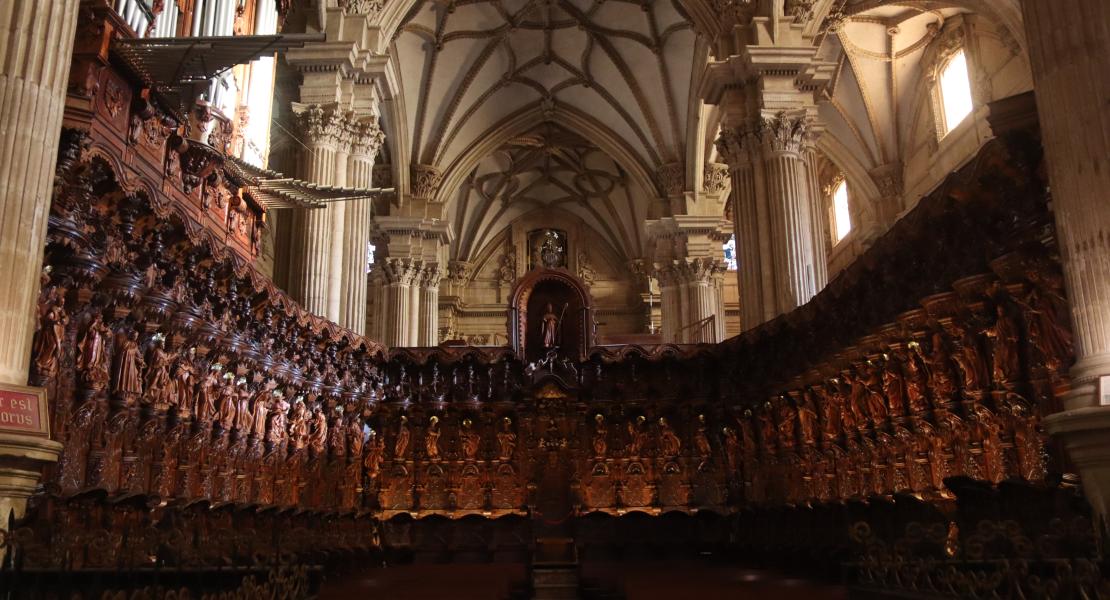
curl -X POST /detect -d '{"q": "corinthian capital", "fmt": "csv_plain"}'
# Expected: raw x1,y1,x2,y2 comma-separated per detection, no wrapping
702,163,731,195
759,111,808,154
655,162,685,197
715,127,760,168
410,164,443,201
350,118,386,159
294,103,351,150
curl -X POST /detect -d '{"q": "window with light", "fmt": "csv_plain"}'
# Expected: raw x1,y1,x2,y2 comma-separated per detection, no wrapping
939,50,974,135
722,235,737,271
832,179,852,243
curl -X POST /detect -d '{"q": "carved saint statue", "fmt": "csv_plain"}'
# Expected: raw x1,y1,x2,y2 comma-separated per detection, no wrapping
267,393,289,446
217,376,238,430
424,416,441,460
694,415,712,461
251,390,270,438
196,364,221,423
592,414,608,458
235,380,253,432
496,417,516,461
658,417,681,457
112,330,145,399
722,426,740,473
986,303,1021,384
626,416,647,458
79,313,112,388
460,420,481,460
144,338,176,407
348,417,365,458
34,289,68,379
364,429,385,480
174,349,197,415
308,407,328,455
290,400,309,450
394,415,411,459
541,303,560,349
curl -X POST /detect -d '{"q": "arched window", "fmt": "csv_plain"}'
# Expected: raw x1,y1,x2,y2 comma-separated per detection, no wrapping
832,179,852,243
938,49,974,135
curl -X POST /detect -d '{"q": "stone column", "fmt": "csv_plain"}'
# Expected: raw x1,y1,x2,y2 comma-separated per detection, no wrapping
325,122,353,322
1021,0,1110,523
646,218,729,344
373,258,422,347
338,119,384,335
716,112,825,330
0,0,77,519
290,104,344,317
418,264,442,346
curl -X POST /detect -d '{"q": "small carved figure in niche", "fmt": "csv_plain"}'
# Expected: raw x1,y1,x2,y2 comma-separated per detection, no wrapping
904,343,930,414
925,331,958,404
756,406,776,451
626,415,647,458
658,417,681,457
541,303,562,349
196,364,221,423
235,379,253,432
364,429,385,480
78,312,112,388
496,417,516,461
34,289,68,380
112,329,145,400
460,419,480,460
694,414,712,461
775,398,797,449
722,426,740,473
817,384,841,441
861,363,889,426
1007,401,1045,481
328,411,347,457
842,373,867,430
290,399,309,450
950,325,988,393
309,407,328,455
394,415,410,459
881,356,906,417
251,385,272,438
972,406,1005,484
173,349,197,416
348,416,365,458
424,416,441,460
739,411,757,458
986,302,1021,385
798,392,818,446
144,337,175,407
592,414,608,458
1014,279,1073,372
217,374,238,431
267,392,289,446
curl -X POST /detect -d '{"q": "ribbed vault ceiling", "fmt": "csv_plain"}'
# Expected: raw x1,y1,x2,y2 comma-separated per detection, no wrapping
392,0,698,194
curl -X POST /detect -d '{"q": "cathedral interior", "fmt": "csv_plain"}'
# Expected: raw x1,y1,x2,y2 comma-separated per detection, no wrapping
0,0,1106,598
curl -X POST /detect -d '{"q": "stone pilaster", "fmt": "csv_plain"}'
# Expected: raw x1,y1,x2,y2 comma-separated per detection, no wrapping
0,0,77,518
1019,0,1110,525
371,258,423,347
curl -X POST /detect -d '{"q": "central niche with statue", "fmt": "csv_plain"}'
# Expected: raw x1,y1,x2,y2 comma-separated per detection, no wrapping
509,230,594,363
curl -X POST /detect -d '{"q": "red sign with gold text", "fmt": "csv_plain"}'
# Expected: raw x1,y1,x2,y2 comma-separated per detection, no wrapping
0,384,47,436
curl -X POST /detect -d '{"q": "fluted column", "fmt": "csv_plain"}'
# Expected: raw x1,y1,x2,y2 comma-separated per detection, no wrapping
655,258,726,344
0,0,79,386
338,119,384,335
418,264,442,346
372,258,423,347
1022,0,1110,523
716,112,824,331
290,104,345,317
0,0,76,521
325,123,353,321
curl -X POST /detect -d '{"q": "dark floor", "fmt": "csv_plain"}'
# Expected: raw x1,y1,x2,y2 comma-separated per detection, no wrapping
317,560,849,599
